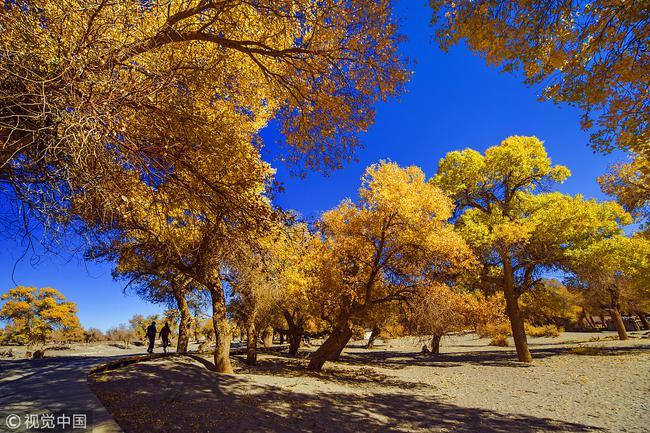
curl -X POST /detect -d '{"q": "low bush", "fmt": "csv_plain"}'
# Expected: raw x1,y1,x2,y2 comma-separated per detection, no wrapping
477,322,511,338
569,346,607,356
525,324,563,337
489,334,509,346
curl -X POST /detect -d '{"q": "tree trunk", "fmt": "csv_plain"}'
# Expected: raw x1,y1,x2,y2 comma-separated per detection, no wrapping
193,315,201,343
430,334,442,354
611,307,628,340
307,324,352,371
174,291,191,354
502,256,532,362
246,319,257,365
208,280,234,373
288,328,303,356
637,311,649,330
283,309,304,356
262,326,273,348
585,315,596,329
609,289,628,340
365,326,380,349
279,330,285,345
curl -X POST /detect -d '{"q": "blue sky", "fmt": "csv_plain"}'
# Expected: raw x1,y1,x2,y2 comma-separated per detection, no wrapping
0,1,624,331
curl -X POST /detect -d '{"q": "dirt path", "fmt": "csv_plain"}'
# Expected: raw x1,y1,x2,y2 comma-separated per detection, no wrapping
0,356,124,433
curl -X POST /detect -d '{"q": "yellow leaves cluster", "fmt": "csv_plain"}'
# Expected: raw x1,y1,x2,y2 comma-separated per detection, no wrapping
313,161,474,324
2,0,408,239
0,286,82,345
430,0,649,154
599,154,650,230
434,136,570,205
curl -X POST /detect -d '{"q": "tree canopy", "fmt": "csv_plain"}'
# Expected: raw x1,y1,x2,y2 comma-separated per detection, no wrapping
1,0,408,235
430,0,649,155
434,136,631,362
0,286,82,346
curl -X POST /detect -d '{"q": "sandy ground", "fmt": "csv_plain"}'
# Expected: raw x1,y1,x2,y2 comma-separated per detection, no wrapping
87,331,650,433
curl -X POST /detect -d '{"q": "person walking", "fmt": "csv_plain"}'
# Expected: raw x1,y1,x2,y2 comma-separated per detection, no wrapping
146,321,157,354
160,322,172,353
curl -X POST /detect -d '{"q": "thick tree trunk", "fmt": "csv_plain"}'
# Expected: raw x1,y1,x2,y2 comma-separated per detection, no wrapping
611,308,628,340
246,319,257,365
208,280,234,373
174,291,191,354
609,289,628,340
262,326,273,348
307,324,353,371
288,329,303,355
502,256,532,362
430,334,442,354
637,311,649,330
283,309,305,356
366,326,380,349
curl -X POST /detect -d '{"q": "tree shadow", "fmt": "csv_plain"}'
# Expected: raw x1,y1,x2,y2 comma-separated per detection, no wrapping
0,355,133,431
234,355,429,391
336,344,650,370
89,357,603,433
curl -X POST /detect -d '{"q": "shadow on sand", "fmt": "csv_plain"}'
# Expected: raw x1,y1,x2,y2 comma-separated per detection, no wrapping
336,344,650,370
89,356,603,433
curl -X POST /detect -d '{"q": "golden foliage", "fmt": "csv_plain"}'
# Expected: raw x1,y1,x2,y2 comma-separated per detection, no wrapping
431,1,649,154
599,154,650,231
1,0,408,234
310,161,474,327
0,286,82,346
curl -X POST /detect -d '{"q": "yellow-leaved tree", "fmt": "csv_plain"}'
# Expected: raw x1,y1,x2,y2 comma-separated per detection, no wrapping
434,136,631,362
567,234,650,340
0,286,82,347
1,0,408,238
430,0,649,156
599,154,650,233
307,161,474,371
80,114,278,373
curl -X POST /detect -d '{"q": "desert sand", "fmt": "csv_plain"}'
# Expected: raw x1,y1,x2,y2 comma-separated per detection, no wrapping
87,331,650,433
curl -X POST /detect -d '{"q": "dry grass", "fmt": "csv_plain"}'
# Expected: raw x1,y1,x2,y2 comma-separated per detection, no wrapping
568,346,608,356
525,324,563,337
489,335,509,347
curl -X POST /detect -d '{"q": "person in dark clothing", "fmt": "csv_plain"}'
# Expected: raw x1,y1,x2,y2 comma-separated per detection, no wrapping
160,322,172,353
146,321,157,354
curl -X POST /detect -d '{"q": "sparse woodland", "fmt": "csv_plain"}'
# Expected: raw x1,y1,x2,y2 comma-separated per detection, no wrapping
1,0,648,375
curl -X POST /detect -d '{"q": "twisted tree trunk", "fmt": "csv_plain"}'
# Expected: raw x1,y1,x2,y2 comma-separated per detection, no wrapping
262,326,273,348
430,334,442,354
283,309,305,356
637,311,649,330
610,290,628,340
307,323,352,371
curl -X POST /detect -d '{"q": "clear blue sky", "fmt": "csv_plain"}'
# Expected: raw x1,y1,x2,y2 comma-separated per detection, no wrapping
0,1,624,331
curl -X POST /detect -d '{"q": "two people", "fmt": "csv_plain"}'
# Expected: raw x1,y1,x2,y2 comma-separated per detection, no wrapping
146,321,172,354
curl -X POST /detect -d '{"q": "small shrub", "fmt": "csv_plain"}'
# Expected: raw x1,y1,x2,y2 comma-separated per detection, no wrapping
569,346,607,356
525,324,563,337
489,334,509,346
477,322,511,338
